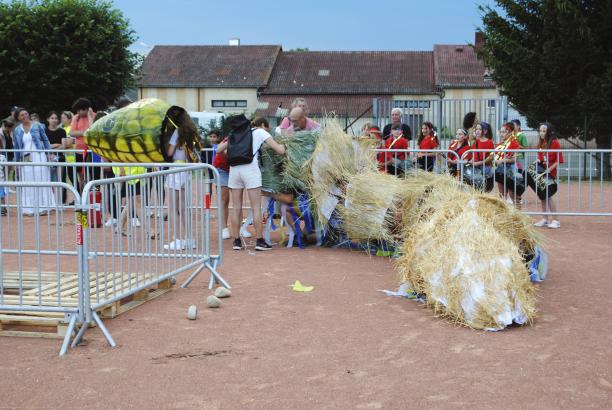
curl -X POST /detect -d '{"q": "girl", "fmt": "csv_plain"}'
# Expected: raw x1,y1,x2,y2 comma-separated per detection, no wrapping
447,128,470,177
163,107,200,251
45,111,68,202
493,122,522,205
381,126,409,176
415,121,438,171
12,108,56,215
217,116,286,251
209,131,232,239
532,123,563,229
470,122,495,191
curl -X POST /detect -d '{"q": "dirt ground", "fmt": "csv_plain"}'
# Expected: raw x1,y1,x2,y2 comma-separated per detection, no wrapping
1,215,611,410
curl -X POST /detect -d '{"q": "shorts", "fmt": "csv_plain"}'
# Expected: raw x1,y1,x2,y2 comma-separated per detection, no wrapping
165,171,190,190
218,169,229,187
228,163,261,190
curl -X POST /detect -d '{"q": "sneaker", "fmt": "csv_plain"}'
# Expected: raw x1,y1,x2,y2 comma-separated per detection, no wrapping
533,218,548,227
548,220,561,229
104,218,118,227
131,218,141,227
232,238,243,250
164,239,185,250
255,238,272,251
222,227,231,240
240,226,252,238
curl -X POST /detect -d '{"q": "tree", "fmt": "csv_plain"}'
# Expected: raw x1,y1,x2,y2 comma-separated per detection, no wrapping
477,0,612,178
0,0,140,115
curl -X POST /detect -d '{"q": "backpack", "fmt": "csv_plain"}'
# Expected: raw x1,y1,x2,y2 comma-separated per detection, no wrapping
227,114,254,166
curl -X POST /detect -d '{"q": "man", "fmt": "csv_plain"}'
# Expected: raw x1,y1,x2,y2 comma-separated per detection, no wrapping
383,108,412,141
286,107,320,133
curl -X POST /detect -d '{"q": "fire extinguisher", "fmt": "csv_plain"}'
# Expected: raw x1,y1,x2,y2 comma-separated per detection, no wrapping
89,189,103,228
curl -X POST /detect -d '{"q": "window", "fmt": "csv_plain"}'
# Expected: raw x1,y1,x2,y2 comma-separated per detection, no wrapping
487,99,497,108
393,100,431,109
211,100,247,108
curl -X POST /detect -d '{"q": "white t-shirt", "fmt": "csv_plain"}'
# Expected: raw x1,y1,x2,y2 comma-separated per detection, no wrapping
169,129,186,161
247,127,270,165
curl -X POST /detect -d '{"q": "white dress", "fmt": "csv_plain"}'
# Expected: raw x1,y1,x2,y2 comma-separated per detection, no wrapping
19,131,56,215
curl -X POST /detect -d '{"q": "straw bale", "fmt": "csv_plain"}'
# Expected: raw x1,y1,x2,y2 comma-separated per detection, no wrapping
338,171,408,242
307,121,377,224
395,197,537,330
280,130,321,192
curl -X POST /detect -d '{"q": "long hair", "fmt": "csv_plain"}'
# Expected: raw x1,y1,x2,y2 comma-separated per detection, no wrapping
479,122,493,140
418,121,437,145
537,122,555,149
161,106,200,162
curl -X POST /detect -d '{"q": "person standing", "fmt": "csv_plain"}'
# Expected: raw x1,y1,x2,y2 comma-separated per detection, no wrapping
415,122,438,171
209,130,233,239
217,115,286,251
12,108,56,215
69,98,95,191
286,107,321,133
512,119,529,169
279,98,308,134
383,108,412,141
532,123,563,229
45,111,69,203
0,118,14,214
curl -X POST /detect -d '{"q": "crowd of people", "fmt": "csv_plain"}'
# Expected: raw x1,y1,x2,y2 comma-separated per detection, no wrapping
364,113,563,229
0,96,565,255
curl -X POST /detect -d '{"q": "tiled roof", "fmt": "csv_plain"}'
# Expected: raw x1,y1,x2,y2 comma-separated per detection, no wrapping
140,45,281,87
264,51,437,95
255,94,390,118
433,45,495,89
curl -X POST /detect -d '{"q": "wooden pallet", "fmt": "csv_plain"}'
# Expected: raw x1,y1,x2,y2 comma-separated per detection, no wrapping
1,271,174,338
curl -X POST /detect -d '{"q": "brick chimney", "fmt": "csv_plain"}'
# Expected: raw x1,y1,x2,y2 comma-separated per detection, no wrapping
475,31,484,49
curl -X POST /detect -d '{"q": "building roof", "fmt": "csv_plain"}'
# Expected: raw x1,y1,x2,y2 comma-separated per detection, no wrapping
256,94,390,118
433,45,495,89
263,51,437,95
140,45,281,87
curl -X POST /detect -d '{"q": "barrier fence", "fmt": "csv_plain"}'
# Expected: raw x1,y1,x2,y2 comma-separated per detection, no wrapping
0,160,226,355
374,148,612,216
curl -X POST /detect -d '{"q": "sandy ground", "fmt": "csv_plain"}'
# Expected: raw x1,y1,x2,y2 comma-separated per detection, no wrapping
0,213,611,409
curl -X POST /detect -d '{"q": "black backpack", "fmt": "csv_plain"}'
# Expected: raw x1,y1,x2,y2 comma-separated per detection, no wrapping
227,114,254,166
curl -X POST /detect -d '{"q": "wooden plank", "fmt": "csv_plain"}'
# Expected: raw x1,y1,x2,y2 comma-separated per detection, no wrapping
99,287,171,319
0,330,66,339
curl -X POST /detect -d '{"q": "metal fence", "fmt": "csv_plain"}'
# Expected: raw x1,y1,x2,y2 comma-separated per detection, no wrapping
0,160,226,355
374,148,612,217
372,97,510,147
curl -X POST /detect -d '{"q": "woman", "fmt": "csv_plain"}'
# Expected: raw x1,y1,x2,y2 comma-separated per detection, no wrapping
217,115,286,251
469,122,495,191
12,108,56,215
45,111,69,202
532,123,563,229
447,128,470,177
209,130,232,239
493,122,522,205
163,106,200,251
415,121,438,171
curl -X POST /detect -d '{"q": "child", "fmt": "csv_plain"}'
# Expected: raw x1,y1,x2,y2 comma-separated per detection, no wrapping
532,122,563,229
415,121,438,171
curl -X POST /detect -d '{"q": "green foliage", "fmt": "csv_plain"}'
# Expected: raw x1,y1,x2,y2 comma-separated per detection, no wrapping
0,0,140,114
477,0,612,144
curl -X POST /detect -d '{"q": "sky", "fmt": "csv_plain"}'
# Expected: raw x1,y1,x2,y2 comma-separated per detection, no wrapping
112,0,499,54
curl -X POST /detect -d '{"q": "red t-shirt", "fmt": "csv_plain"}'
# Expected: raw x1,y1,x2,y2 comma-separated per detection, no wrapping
474,139,494,162
449,141,471,161
383,136,409,162
419,135,438,150
212,139,229,171
537,139,564,178
494,137,520,162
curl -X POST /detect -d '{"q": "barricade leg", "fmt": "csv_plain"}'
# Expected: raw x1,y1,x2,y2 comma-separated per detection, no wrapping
59,314,78,357
91,310,116,348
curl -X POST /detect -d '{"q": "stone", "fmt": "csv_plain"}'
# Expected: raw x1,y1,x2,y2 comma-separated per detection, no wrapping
214,287,232,298
207,295,222,308
187,305,197,320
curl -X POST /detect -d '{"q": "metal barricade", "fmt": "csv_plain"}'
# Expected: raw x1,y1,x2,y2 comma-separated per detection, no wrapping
0,157,227,355
460,149,612,216
373,149,458,176
0,172,83,356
